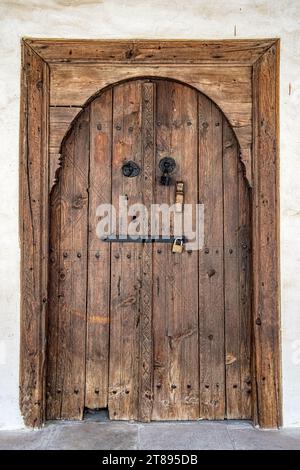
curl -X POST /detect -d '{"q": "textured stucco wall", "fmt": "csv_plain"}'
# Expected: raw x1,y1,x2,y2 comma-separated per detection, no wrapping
0,0,299,429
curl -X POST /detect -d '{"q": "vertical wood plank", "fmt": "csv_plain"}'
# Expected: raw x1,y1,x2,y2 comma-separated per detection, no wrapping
252,43,281,428
46,110,90,419
152,81,199,420
238,158,252,418
49,132,75,418
138,82,155,421
85,91,112,409
46,166,62,419
20,43,49,427
198,94,225,419
223,119,251,419
109,81,143,420
223,119,240,418
62,109,90,419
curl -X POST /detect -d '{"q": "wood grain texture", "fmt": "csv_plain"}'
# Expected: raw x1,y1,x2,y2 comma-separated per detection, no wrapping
49,107,82,191
138,82,155,421
85,91,112,409
46,110,90,420
49,64,252,185
152,81,199,420
24,38,276,64
20,38,281,428
223,120,251,419
252,43,281,428
50,107,82,152
19,43,49,427
198,95,225,419
108,81,143,420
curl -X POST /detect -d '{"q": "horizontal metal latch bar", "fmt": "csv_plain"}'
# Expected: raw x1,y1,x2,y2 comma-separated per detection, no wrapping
101,236,186,243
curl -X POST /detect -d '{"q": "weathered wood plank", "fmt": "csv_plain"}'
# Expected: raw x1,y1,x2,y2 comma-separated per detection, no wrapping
50,106,81,151
49,107,82,191
49,64,251,112
252,43,281,428
47,110,90,420
138,82,155,421
237,155,252,418
46,158,62,420
108,81,143,420
49,63,252,185
223,119,251,419
19,43,49,427
85,91,112,409
152,81,199,420
198,95,225,419
223,119,240,418
25,38,276,64
63,109,89,419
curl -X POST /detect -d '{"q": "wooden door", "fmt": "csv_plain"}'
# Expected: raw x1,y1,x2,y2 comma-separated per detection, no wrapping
46,79,251,421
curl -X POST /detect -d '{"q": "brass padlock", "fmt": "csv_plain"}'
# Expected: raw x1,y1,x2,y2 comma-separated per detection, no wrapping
175,181,184,213
172,237,184,253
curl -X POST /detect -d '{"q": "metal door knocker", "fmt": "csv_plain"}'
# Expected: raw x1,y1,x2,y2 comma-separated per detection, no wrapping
159,157,176,186
122,161,140,177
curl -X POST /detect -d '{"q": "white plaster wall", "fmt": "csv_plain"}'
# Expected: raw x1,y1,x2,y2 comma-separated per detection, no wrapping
0,0,299,429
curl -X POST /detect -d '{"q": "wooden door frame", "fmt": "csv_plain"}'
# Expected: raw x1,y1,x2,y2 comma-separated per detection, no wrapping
19,38,281,428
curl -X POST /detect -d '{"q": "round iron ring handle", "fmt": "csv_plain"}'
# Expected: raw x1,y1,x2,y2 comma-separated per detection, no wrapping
159,157,176,174
122,161,141,177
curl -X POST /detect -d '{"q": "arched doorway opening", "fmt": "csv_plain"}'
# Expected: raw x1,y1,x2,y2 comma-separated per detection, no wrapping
46,78,251,422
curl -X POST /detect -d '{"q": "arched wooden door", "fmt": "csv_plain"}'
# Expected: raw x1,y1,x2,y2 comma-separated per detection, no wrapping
46,79,251,422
